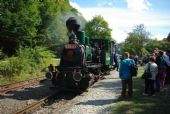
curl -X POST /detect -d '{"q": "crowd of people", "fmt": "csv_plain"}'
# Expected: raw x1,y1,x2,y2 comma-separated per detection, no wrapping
117,49,170,98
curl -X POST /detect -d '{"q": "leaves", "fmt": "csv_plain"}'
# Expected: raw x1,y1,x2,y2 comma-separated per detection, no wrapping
85,15,112,40
121,24,150,56
0,0,86,56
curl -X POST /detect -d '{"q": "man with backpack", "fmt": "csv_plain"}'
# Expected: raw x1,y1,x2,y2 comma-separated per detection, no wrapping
119,52,135,98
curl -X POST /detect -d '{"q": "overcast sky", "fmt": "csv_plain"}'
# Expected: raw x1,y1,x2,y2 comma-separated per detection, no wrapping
70,0,170,43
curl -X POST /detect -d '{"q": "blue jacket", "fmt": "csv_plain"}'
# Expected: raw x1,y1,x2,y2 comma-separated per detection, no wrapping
119,58,134,79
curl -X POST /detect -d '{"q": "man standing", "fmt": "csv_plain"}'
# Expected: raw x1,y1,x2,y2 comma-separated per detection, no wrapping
119,52,135,98
164,50,170,84
113,52,120,71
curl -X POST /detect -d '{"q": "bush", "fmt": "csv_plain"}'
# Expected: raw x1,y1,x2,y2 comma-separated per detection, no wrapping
0,50,7,60
0,46,55,78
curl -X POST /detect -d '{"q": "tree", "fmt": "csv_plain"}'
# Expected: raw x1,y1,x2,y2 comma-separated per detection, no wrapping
37,0,86,56
167,33,170,42
84,15,112,40
0,0,85,57
145,39,170,52
121,24,150,56
0,0,41,55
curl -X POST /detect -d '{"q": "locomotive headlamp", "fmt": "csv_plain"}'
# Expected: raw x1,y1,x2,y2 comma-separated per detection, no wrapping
45,71,53,80
73,70,82,82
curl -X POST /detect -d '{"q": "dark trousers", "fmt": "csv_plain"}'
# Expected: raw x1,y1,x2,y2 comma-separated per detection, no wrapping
145,79,155,95
165,66,170,84
121,78,133,97
113,62,119,71
155,74,160,92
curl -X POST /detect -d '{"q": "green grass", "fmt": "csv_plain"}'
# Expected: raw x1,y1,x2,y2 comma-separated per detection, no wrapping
0,74,42,85
0,58,60,85
111,67,170,114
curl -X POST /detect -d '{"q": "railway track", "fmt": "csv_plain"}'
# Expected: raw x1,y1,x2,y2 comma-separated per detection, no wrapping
0,74,103,114
13,95,50,114
12,91,77,114
0,77,46,95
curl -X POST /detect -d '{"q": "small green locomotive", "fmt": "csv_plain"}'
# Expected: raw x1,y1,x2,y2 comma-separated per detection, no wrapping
46,17,115,91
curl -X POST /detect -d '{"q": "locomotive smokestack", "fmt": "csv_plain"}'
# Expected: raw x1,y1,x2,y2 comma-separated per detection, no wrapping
66,17,80,35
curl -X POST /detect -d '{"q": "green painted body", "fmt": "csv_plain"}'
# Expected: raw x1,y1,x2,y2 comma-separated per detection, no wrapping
91,39,113,65
104,40,111,65
85,46,92,62
85,36,90,45
78,31,85,44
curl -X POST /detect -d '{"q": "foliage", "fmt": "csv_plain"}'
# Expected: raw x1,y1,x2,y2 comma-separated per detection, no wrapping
84,15,112,40
0,0,86,57
0,0,41,55
121,24,150,56
145,39,170,52
141,48,149,56
0,50,7,60
0,46,55,78
37,0,70,48
167,33,170,41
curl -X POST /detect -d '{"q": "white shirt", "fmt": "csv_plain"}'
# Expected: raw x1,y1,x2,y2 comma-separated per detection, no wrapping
144,61,158,80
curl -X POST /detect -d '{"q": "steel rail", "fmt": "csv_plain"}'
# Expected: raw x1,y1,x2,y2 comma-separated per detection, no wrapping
13,96,49,114
0,77,46,95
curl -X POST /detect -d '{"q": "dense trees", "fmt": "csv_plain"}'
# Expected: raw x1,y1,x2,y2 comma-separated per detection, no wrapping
84,15,112,40
0,0,41,55
121,24,170,57
145,39,170,53
167,33,170,41
0,0,85,56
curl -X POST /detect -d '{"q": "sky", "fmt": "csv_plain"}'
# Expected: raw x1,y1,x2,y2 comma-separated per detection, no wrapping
69,0,170,43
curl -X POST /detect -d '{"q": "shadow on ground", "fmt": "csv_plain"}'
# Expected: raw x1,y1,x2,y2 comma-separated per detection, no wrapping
0,80,55,100
76,98,117,106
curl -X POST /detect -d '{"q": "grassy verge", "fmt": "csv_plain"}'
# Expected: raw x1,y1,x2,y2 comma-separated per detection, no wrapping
0,46,62,85
0,74,42,85
111,67,170,114
0,58,60,85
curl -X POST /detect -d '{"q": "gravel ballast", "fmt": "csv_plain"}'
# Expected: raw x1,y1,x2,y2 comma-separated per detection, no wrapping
63,71,121,114
36,71,121,114
0,80,54,114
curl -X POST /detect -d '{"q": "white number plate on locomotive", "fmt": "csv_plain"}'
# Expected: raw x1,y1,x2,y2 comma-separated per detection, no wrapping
65,44,77,49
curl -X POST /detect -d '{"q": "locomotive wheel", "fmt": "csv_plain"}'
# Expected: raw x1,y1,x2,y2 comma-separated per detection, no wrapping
79,78,90,91
94,76,99,82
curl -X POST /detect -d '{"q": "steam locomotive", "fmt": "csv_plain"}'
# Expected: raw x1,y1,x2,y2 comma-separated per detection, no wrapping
46,17,115,91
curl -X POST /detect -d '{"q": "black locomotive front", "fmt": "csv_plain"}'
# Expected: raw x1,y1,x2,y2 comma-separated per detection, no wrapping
53,42,90,90
49,17,92,91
